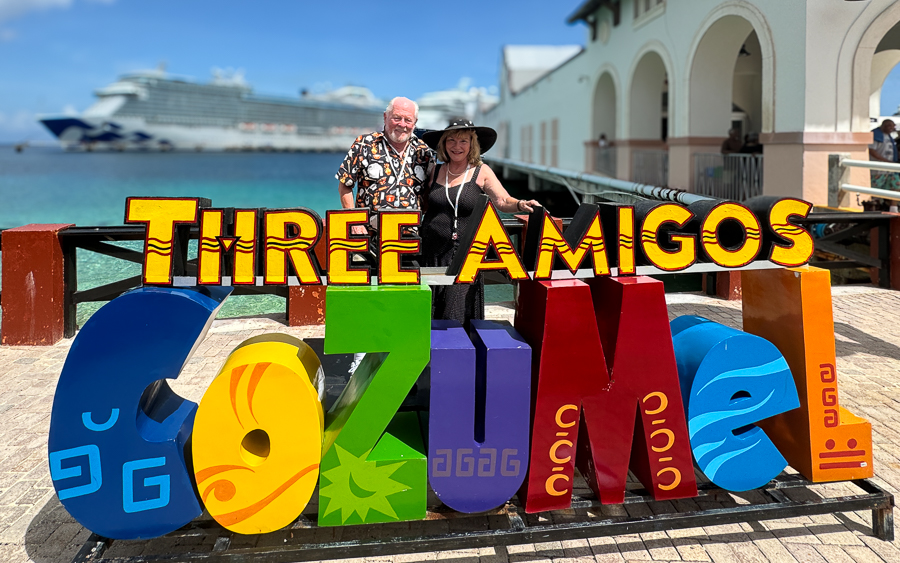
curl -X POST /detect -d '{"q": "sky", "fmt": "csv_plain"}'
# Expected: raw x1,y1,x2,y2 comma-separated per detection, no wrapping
883,69,900,117
0,0,586,143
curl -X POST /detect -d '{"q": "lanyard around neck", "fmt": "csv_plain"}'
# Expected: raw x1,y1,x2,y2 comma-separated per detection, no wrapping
445,163,470,233
382,136,409,181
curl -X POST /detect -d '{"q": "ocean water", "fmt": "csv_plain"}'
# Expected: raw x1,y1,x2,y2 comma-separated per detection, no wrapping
0,146,511,327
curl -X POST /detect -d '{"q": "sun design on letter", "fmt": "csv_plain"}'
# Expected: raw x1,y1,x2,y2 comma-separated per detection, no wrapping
319,444,408,523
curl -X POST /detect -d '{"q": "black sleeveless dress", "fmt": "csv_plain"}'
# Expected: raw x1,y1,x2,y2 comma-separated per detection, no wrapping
421,163,485,327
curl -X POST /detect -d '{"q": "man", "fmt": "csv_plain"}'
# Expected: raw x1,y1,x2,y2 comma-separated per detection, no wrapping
869,119,900,193
720,128,742,155
336,97,434,234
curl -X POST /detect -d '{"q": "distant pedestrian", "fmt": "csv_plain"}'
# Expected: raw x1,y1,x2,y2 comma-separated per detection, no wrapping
598,133,609,148
721,128,742,155
869,119,900,192
740,133,763,155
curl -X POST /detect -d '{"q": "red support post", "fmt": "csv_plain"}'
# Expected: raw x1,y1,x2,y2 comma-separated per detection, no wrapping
702,270,742,300
287,219,328,326
1,224,73,345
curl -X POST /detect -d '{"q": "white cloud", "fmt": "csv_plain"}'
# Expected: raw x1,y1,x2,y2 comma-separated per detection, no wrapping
62,104,78,115
0,0,116,24
0,109,36,129
0,109,54,142
0,0,71,23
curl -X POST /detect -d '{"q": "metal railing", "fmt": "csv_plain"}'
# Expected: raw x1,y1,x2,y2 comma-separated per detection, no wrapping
486,156,714,205
593,146,617,177
693,153,764,201
830,156,900,205
632,149,669,187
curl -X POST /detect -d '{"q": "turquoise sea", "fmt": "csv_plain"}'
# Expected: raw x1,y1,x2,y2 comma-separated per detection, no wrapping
0,146,511,327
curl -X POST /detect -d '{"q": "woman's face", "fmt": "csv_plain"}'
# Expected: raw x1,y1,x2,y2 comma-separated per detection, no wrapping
445,133,471,164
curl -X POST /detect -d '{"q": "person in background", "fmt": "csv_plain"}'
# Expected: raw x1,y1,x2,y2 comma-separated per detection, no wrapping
721,128,742,155
869,119,900,192
598,133,609,148
420,118,540,328
740,133,763,155
336,97,435,234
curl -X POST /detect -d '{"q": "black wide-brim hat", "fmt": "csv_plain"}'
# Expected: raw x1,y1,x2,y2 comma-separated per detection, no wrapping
421,117,498,155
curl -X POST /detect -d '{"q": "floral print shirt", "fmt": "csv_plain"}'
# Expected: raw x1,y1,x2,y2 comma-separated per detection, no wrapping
336,131,434,210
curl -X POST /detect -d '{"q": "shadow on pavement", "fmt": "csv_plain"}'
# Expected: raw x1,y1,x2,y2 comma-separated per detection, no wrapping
24,495,89,563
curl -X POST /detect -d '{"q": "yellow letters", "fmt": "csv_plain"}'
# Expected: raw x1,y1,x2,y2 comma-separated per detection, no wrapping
701,202,762,268
640,204,696,272
263,209,323,285
326,209,370,285
378,211,421,285
456,202,529,284
125,197,199,285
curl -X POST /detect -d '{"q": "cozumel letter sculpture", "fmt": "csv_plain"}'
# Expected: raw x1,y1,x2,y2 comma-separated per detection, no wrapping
46,195,874,539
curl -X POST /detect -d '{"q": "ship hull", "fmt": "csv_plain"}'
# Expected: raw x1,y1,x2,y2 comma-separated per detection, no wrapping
39,116,369,152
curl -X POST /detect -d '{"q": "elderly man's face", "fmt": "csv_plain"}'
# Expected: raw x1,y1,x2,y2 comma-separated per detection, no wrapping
384,99,417,146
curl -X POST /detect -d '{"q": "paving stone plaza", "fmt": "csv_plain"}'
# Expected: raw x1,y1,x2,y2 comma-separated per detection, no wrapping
3,286,900,563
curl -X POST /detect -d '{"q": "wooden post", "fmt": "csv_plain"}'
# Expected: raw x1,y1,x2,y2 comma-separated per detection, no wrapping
701,270,742,300
1,224,74,345
888,216,900,290
287,219,328,326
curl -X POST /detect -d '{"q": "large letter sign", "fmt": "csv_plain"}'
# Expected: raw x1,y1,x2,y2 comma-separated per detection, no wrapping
743,266,873,482
318,284,431,525
671,316,800,491
48,286,231,539
428,320,531,513
45,195,883,541
192,334,326,534
515,277,697,512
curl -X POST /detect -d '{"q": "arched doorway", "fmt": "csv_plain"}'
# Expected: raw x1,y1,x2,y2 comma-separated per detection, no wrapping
591,71,617,176
685,15,767,199
629,51,668,142
688,15,763,140
629,50,669,185
870,24,900,122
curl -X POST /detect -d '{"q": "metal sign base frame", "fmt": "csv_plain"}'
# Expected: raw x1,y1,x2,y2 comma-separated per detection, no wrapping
71,473,893,562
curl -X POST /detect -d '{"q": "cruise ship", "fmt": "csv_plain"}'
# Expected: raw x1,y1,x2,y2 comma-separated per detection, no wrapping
38,68,385,151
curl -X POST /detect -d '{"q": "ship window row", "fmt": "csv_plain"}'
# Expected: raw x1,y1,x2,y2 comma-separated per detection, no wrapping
124,112,381,128
119,100,378,119
117,101,379,128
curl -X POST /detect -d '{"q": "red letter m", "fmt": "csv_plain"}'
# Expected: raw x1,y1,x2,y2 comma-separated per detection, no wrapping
515,277,697,513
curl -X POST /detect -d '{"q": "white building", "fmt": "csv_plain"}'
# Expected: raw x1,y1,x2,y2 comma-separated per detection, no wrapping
484,0,900,206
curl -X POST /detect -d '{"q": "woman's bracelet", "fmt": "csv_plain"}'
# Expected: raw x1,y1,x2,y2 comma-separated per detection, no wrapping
516,199,524,212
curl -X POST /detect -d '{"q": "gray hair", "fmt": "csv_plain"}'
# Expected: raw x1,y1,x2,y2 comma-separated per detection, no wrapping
385,97,419,119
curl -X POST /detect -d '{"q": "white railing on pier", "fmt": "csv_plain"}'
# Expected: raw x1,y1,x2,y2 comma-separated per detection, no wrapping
632,149,669,187
583,143,617,178
594,147,617,177
829,156,900,205
693,153,764,201
485,156,714,206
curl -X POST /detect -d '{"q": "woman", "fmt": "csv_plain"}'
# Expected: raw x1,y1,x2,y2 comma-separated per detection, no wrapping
420,118,540,327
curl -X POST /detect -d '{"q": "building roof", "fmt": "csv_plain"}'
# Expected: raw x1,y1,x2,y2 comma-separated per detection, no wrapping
503,45,583,94
567,0,619,24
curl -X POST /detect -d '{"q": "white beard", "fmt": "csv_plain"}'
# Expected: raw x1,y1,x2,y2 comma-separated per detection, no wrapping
387,129,411,145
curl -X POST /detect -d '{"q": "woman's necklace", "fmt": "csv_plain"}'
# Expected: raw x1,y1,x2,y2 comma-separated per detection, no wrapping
445,162,470,241
445,164,467,177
